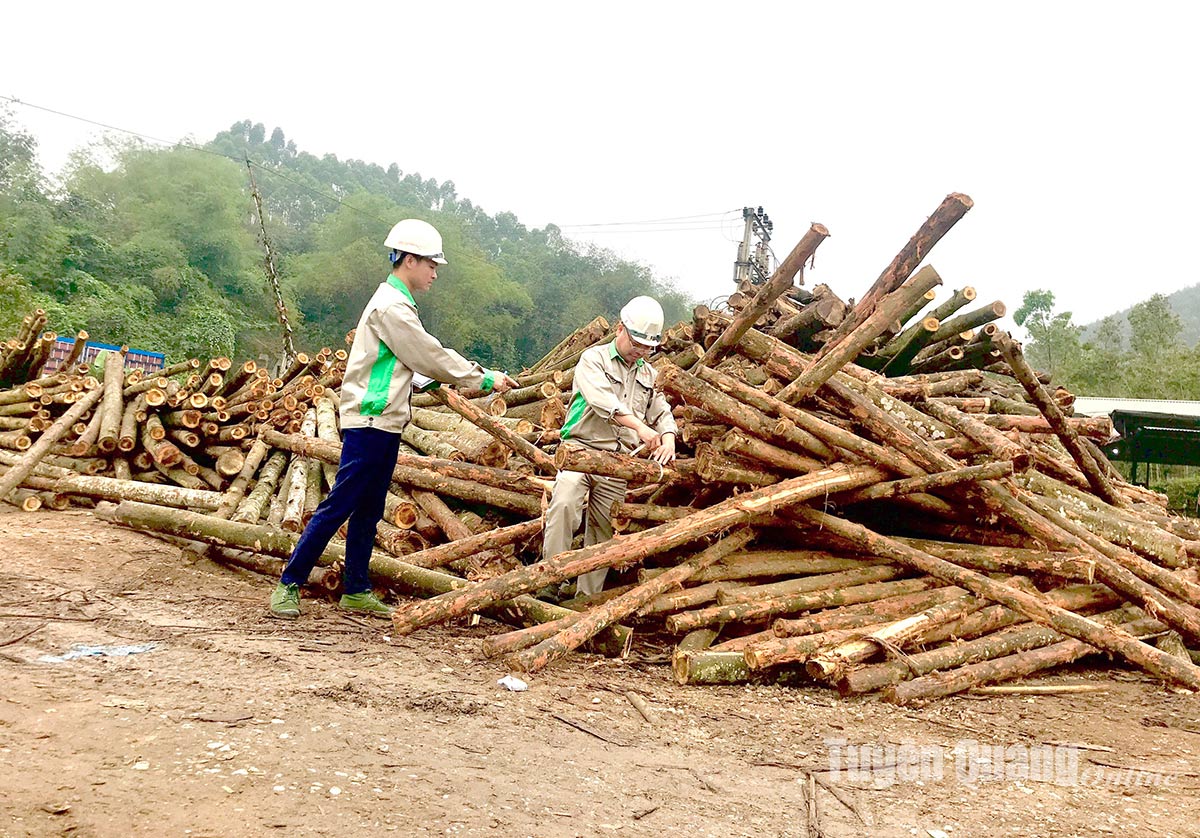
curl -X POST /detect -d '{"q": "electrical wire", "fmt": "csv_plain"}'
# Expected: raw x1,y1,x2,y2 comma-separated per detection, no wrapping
560,221,733,230
721,214,745,243
562,224,733,235
557,209,739,229
2,95,766,251
1,94,394,226
1,94,211,153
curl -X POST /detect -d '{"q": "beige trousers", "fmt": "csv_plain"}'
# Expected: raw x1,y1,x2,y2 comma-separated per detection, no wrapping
542,469,628,596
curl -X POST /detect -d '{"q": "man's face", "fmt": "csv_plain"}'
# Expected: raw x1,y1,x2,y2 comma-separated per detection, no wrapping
615,324,654,363
408,256,439,293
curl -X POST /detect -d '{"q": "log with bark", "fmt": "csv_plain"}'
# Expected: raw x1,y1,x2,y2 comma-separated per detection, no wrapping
7,200,1200,705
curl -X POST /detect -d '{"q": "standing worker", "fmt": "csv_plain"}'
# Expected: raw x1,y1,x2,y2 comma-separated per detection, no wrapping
543,295,678,596
269,219,518,619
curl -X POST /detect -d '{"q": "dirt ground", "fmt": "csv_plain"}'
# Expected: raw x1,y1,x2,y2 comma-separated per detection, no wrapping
1,508,1199,838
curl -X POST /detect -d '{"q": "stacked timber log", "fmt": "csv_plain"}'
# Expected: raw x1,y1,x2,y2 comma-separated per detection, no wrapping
4,192,1200,705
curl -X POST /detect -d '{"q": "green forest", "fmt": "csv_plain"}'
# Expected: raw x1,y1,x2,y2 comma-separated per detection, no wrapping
1014,289,1200,400
1015,288,1200,507
0,111,690,368
4,107,1199,404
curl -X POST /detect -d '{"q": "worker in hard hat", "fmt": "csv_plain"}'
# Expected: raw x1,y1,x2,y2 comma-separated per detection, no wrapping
543,295,678,596
270,219,518,620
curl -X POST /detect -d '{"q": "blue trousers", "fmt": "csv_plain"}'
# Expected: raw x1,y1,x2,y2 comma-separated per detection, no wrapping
280,426,400,595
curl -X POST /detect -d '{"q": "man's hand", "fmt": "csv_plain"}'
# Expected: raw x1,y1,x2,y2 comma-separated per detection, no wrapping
614,412,661,451
650,432,676,465
490,372,520,394
636,425,662,451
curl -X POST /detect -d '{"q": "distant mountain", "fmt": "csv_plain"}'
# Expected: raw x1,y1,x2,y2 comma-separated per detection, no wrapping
1079,283,1200,348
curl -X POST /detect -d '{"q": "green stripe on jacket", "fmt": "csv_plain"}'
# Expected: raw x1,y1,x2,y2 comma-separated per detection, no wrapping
361,340,397,415
560,391,588,440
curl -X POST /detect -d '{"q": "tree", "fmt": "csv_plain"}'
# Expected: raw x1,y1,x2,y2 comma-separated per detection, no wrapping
1013,289,1080,379
1125,294,1189,398
1127,294,1182,359
0,108,66,286
0,107,40,194
1,113,695,367
1072,315,1127,395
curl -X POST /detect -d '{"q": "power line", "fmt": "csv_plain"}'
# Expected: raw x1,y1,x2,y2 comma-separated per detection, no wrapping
561,224,732,232
561,224,733,235
559,213,738,229
2,95,740,247
557,209,740,229
0,94,394,226
1,94,232,161
242,159,392,226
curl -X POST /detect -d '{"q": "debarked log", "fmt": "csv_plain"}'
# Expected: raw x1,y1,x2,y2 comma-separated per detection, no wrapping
878,370,984,401
744,625,891,671
527,316,610,375
695,443,781,486
400,518,542,571
96,349,126,453
716,428,823,474
638,580,753,616
612,501,694,530
691,366,835,462
889,537,1097,581
818,193,973,355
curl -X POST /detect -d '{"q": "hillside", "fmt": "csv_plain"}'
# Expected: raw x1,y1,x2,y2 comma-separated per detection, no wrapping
1080,282,1200,348
0,113,690,368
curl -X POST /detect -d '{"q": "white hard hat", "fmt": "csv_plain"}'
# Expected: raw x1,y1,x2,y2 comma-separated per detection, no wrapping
619,296,665,347
384,219,447,264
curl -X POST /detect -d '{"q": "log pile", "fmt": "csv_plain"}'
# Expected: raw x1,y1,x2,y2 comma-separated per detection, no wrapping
3,192,1200,704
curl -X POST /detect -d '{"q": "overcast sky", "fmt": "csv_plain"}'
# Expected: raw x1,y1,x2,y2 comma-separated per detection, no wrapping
4,1,1197,330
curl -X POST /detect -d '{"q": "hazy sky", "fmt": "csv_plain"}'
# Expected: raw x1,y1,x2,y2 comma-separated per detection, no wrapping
4,1,1197,329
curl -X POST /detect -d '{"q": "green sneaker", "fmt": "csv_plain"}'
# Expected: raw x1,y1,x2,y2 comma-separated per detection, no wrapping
269,582,300,619
339,591,393,619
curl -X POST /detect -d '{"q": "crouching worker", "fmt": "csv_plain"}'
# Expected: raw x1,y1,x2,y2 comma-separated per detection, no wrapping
269,219,517,619
542,295,678,597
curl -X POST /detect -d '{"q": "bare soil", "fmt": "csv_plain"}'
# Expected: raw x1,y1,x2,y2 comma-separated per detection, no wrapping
1,507,1199,838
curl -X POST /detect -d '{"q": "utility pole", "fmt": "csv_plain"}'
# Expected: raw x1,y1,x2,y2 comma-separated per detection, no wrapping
246,159,297,366
732,206,773,286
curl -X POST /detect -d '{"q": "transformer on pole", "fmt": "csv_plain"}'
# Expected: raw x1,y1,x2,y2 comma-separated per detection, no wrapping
733,206,773,285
